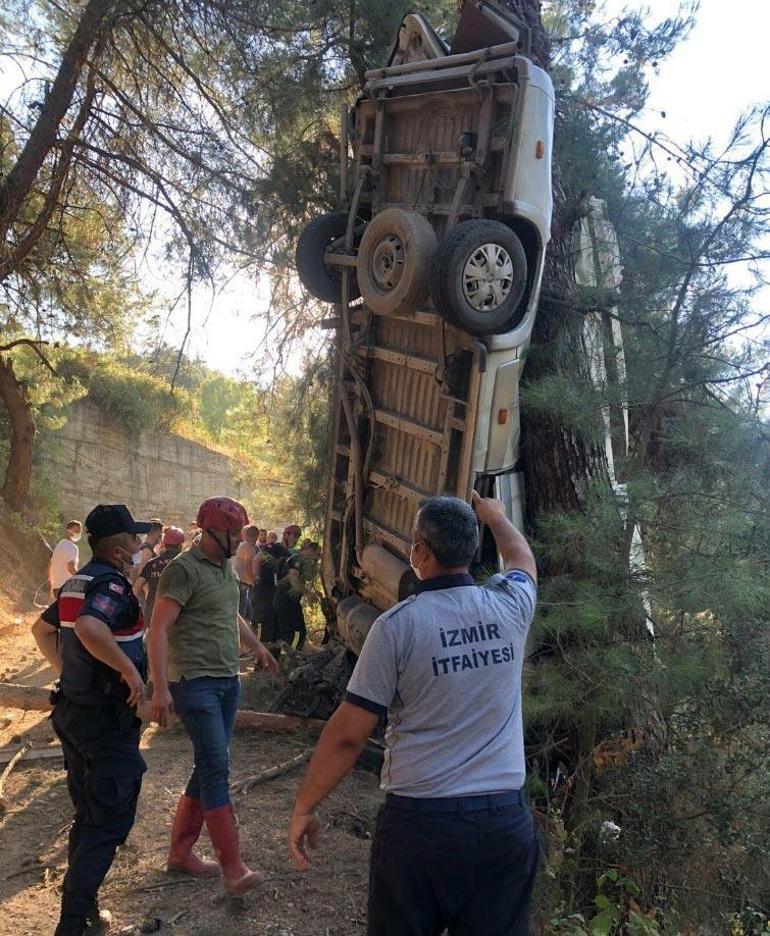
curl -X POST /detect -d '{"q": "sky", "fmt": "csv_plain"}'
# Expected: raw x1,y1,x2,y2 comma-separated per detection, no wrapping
167,0,770,378
2,0,768,378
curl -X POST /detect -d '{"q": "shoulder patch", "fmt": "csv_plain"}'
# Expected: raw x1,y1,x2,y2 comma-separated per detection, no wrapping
108,581,125,594
91,593,119,617
504,571,531,584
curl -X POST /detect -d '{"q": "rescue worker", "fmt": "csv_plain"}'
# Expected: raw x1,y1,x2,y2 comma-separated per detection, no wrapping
132,525,185,628
288,493,540,935
272,554,305,651
148,496,278,893
252,526,297,645
31,504,151,936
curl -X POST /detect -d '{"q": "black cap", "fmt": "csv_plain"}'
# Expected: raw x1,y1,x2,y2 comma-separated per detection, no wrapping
85,505,152,541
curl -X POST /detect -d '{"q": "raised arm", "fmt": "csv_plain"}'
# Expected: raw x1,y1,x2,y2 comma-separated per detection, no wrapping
471,491,537,583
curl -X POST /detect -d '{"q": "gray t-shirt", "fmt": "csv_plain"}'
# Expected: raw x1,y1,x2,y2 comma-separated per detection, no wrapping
346,570,536,798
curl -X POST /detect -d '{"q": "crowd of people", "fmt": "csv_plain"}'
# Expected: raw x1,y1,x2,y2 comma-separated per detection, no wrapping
35,491,539,936
48,511,319,657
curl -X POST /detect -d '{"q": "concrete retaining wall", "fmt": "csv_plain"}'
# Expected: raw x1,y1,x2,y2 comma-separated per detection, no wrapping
42,402,245,528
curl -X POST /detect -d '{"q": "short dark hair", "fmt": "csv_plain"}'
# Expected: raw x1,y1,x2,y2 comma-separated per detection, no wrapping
90,530,134,559
415,496,478,568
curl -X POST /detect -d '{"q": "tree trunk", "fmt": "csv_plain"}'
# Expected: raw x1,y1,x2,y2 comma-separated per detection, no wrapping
0,357,35,512
0,0,113,248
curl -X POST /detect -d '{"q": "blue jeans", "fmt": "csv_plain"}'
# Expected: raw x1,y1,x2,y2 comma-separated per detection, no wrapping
169,676,240,810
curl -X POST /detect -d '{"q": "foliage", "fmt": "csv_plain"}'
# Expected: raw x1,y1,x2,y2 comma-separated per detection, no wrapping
520,1,770,930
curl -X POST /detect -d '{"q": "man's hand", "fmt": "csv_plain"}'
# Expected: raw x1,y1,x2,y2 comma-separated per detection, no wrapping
471,489,507,525
470,490,537,581
121,666,147,708
150,685,174,727
255,642,279,673
288,810,320,871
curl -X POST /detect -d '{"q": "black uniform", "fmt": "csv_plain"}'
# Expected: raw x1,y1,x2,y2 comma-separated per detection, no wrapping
42,558,146,933
253,543,290,641
272,555,307,650
140,547,180,625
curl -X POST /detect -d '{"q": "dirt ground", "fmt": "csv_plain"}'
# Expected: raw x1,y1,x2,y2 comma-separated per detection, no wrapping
0,586,381,935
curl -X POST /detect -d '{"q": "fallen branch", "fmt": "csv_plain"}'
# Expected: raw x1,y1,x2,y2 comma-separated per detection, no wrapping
0,743,62,766
0,683,51,711
0,741,31,810
231,749,312,795
0,683,327,734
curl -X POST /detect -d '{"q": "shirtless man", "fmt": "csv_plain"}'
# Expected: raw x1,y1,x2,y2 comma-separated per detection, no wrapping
233,524,259,626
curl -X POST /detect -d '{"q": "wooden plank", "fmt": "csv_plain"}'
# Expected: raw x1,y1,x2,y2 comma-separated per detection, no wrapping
364,42,519,80
365,346,438,376
369,470,430,505
363,519,411,554
367,57,515,93
373,408,445,447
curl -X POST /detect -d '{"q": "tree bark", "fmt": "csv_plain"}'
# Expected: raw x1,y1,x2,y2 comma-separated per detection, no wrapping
0,357,35,512
0,0,114,245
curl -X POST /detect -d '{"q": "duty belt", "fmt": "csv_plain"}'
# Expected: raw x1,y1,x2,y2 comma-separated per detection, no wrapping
385,790,526,813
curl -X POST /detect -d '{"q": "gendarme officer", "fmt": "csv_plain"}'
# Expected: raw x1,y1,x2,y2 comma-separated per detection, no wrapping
32,505,151,936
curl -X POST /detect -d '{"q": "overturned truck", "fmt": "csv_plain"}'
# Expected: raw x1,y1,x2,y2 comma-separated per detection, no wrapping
296,1,554,662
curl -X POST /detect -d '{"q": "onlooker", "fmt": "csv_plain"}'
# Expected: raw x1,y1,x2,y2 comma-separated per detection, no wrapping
272,555,305,651
273,540,321,652
32,505,150,936
185,522,199,548
48,521,82,598
282,523,301,553
253,525,298,644
137,519,164,577
233,524,259,626
289,494,540,935
257,528,268,549
133,526,185,628
149,496,278,893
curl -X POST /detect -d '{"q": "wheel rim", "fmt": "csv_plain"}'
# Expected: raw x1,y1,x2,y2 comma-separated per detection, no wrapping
462,242,515,312
370,234,405,291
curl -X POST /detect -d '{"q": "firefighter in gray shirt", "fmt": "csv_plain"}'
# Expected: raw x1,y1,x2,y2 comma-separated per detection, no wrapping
288,493,539,936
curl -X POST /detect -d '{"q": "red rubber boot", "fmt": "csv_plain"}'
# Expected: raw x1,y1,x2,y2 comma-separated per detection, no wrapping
203,803,265,894
167,794,220,876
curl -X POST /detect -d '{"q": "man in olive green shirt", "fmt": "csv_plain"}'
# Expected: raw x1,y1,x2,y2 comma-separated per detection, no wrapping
149,496,277,895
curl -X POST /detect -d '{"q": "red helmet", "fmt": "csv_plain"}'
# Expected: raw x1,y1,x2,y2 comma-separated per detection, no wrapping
197,497,249,533
162,526,185,547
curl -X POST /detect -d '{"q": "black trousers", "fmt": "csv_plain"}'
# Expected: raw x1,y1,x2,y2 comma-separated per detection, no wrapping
52,697,145,928
367,797,539,936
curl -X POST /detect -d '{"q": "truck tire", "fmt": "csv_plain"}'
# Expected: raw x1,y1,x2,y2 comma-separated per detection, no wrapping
296,212,360,304
356,208,436,315
431,220,528,334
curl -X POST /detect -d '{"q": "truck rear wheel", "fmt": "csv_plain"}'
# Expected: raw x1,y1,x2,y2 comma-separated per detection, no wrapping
296,212,361,304
356,208,436,315
431,220,527,334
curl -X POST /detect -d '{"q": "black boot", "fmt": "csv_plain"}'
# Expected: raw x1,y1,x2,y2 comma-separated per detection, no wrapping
86,903,112,932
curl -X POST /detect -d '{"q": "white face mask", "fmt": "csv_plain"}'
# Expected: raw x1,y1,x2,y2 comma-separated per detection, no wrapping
116,547,141,567
409,542,424,581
